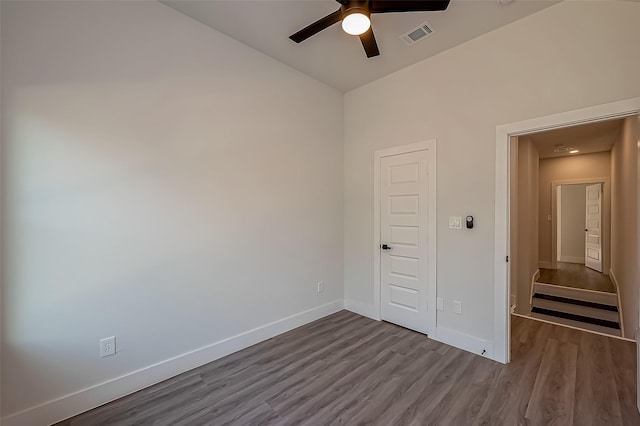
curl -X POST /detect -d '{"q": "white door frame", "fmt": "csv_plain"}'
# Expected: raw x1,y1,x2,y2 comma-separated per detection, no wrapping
494,97,640,364
373,140,437,337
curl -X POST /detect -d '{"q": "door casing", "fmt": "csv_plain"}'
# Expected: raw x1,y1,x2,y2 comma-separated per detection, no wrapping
495,97,640,364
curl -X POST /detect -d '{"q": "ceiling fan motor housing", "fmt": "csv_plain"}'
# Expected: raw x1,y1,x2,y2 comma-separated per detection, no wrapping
341,1,370,18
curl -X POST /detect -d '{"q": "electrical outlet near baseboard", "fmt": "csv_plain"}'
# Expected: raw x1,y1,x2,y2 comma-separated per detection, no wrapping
453,300,463,315
100,336,116,357
317,281,324,293
436,297,444,311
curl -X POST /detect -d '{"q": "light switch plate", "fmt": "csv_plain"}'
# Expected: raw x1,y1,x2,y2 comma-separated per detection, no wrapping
449,216,463,230
436,298,444,311
453,300,463,315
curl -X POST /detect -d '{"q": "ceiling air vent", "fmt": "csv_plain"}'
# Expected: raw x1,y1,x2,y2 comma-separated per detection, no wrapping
553,144,571,153
400,21,435,46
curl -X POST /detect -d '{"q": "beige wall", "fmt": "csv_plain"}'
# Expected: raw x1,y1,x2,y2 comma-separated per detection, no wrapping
516,139,539,314
538,152,611,269
344,0,640,341
611,116,639,338
559,184,587,262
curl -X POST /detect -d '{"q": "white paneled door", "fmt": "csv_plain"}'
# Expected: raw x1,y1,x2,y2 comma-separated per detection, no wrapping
380,150,431,334
585,183,603,272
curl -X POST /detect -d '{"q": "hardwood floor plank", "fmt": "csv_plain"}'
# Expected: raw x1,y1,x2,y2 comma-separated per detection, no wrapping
340,346,443,425
525,338,578,425
55,312,640,426
428,356,503,426
373,348,475,425
608,336,640,425
573,332,623,425
474,317,551,425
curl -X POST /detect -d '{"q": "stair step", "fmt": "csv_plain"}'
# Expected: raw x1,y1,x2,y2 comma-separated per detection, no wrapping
533,282,617,306
531,296,620,322
531,307,620,329
530,311,622,337
532,293,618,311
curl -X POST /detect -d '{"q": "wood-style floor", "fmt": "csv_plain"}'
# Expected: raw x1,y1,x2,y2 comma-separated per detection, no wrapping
56,311,639,425
538,262,616,293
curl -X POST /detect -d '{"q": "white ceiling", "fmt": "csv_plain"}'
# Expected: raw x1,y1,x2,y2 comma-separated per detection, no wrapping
528,119,625,159
162,0,559,92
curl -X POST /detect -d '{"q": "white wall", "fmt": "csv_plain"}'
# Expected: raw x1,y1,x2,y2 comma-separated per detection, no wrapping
344,1,640,341
1,0,344,420
559,184,587,263
611,116,639,338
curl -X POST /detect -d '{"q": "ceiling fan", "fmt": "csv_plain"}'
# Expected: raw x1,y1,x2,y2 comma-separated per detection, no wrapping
289,1,451,58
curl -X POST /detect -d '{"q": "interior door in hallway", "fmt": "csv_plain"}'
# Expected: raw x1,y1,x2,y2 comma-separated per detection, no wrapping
585,183,603,272
380,150,431,334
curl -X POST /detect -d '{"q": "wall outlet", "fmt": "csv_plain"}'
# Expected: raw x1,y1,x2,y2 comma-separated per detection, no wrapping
453,300,463,315
100,336,116,357
449,216,463,230
317,281,324,293
436,297,444,311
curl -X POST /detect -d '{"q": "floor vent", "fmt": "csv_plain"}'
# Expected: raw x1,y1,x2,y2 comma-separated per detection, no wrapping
400,21,435,46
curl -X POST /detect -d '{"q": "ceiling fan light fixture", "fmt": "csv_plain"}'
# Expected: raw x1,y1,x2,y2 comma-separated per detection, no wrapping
341,11,370,35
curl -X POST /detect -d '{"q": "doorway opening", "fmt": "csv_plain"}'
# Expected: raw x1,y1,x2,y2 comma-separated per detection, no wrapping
493,97,640,365
511,120,625,337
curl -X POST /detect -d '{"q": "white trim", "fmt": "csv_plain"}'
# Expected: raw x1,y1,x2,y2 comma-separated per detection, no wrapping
559,256,586,264
373,140,437,336
494,97,640,365
609,269,625,338
1,300,344,426
344,299,378,321
434,326,494,359
557,185,562,262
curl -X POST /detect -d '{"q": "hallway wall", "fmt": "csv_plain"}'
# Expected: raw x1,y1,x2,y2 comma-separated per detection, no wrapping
611,116,639,338
515,139,539,314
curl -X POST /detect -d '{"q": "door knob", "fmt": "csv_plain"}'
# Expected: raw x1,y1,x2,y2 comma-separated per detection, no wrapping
380,244,391,250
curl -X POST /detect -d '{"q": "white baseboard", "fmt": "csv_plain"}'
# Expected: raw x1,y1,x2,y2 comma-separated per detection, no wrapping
559,256,585,264
433,326,495,361
610,269,625,338
538,261,556,269
344,299,379,320
2,300,344,426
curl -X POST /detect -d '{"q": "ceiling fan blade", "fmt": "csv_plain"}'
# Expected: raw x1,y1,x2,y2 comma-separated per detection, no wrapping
359,27,380,58
369,0,450,13
289,9,343,43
